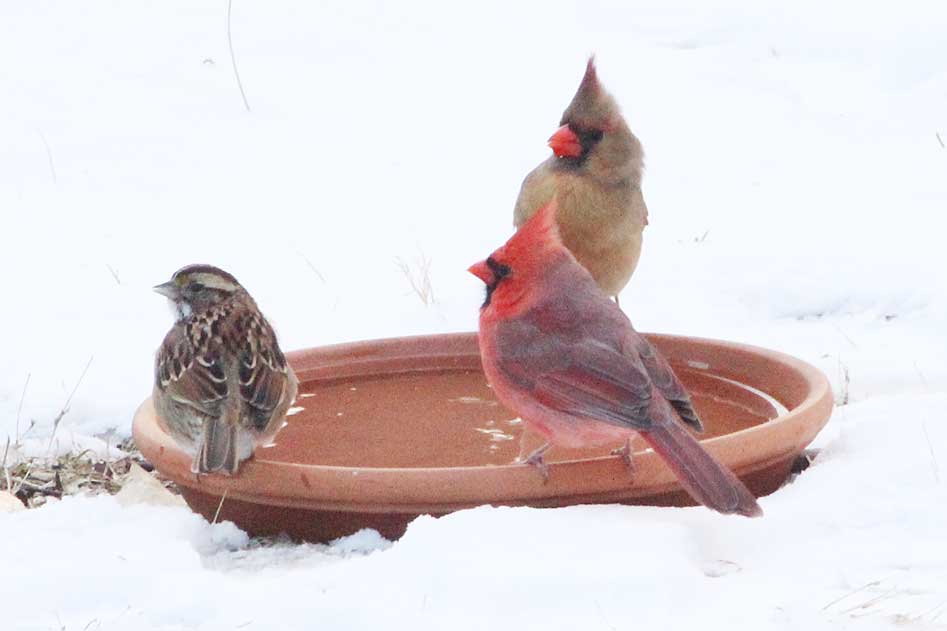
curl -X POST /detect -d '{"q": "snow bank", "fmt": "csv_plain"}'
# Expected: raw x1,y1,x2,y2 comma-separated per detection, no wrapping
1,394,943,630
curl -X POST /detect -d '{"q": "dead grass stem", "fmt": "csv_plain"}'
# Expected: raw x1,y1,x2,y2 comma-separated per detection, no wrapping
395,250,435,306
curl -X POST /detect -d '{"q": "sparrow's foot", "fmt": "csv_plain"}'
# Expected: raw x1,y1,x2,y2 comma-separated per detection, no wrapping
190,452,203,483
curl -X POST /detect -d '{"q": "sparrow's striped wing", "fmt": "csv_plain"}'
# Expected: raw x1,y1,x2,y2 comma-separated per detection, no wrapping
155,325,228,416
235,312,296,432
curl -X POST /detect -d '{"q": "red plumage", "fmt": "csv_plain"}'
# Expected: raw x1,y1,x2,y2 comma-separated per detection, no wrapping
470,201,762,517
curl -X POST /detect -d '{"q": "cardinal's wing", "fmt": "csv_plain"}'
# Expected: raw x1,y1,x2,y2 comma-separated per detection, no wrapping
632,335,702,431
495,318,655,431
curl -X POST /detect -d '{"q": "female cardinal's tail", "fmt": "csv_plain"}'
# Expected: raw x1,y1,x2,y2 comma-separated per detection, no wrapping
641,420,763,517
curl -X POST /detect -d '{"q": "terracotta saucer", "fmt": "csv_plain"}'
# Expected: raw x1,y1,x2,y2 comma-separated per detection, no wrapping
132,332,833,541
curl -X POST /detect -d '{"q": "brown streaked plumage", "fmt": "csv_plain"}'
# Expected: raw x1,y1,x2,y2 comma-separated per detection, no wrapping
152,264,298,475
514,57,648,298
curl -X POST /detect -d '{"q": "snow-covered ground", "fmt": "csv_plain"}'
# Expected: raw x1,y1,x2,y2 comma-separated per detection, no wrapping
1,1,945,629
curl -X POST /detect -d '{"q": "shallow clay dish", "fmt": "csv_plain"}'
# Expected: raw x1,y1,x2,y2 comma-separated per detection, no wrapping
133,333,833,542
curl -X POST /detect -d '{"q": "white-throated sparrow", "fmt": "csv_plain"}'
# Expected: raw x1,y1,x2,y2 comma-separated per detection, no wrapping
153,264,298,475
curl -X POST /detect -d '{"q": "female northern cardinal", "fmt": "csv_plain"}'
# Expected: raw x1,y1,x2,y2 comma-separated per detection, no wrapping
470,202,762,517
513,58,648,300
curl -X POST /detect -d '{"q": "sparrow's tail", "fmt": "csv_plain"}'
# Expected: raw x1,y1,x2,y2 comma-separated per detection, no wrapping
194,417,241,475
641,419,762,517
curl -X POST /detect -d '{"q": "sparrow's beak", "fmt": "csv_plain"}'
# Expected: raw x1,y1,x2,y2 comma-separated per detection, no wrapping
153,281,180,299
548,124,583,158
467,260,492,284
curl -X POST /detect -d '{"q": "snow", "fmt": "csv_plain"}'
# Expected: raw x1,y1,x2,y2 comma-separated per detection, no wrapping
0,0,945,629
3,399,946,630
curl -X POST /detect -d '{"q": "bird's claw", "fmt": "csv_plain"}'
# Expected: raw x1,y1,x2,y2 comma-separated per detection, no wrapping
526,454,550,483
523,442,551,484
611,439,636,479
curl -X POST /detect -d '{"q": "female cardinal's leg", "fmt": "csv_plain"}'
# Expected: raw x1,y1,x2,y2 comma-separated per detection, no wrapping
611,438,636,479
524,442,551,483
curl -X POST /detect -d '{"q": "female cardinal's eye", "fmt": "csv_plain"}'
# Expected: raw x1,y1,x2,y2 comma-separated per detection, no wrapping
574,127,603,146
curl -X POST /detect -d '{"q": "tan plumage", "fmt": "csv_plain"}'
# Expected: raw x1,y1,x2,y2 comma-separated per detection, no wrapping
153,265,298,475
514,58,648,297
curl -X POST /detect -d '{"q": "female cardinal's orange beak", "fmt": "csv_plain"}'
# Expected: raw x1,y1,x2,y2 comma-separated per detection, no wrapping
548,124,582,158
468,260,491,284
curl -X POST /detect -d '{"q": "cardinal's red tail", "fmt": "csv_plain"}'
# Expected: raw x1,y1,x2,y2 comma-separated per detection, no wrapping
641,420,763,518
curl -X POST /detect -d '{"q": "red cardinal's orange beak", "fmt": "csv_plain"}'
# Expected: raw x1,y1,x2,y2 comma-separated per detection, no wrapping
468,260,491,284
548,124,582,158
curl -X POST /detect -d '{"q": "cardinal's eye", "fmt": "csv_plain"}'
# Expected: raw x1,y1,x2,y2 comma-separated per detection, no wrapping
572,126,603,147
486,257,511,280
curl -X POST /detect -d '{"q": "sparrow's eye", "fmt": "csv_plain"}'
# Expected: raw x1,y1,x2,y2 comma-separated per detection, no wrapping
188,282,205,292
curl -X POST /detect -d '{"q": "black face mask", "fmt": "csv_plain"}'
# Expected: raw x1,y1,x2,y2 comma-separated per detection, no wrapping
482,256,511,308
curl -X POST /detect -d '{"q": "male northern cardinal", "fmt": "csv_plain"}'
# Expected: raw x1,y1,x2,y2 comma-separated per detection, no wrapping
470,202,762,517
513,58,648,300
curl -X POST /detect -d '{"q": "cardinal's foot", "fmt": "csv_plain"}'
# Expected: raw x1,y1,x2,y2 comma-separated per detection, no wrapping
523,443,551,483
611,439,636,479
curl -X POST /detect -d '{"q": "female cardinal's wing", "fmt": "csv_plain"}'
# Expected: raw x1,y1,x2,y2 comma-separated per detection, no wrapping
495,318,656,430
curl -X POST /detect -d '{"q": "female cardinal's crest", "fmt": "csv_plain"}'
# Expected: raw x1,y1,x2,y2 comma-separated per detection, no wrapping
576,57,601,98
562,56,619,131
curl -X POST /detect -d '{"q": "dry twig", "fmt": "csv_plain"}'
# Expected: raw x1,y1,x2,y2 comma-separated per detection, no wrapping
227,0,251,112
395,251,435,306
213,489,229,524
15,372,30,446
46,356,94,453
